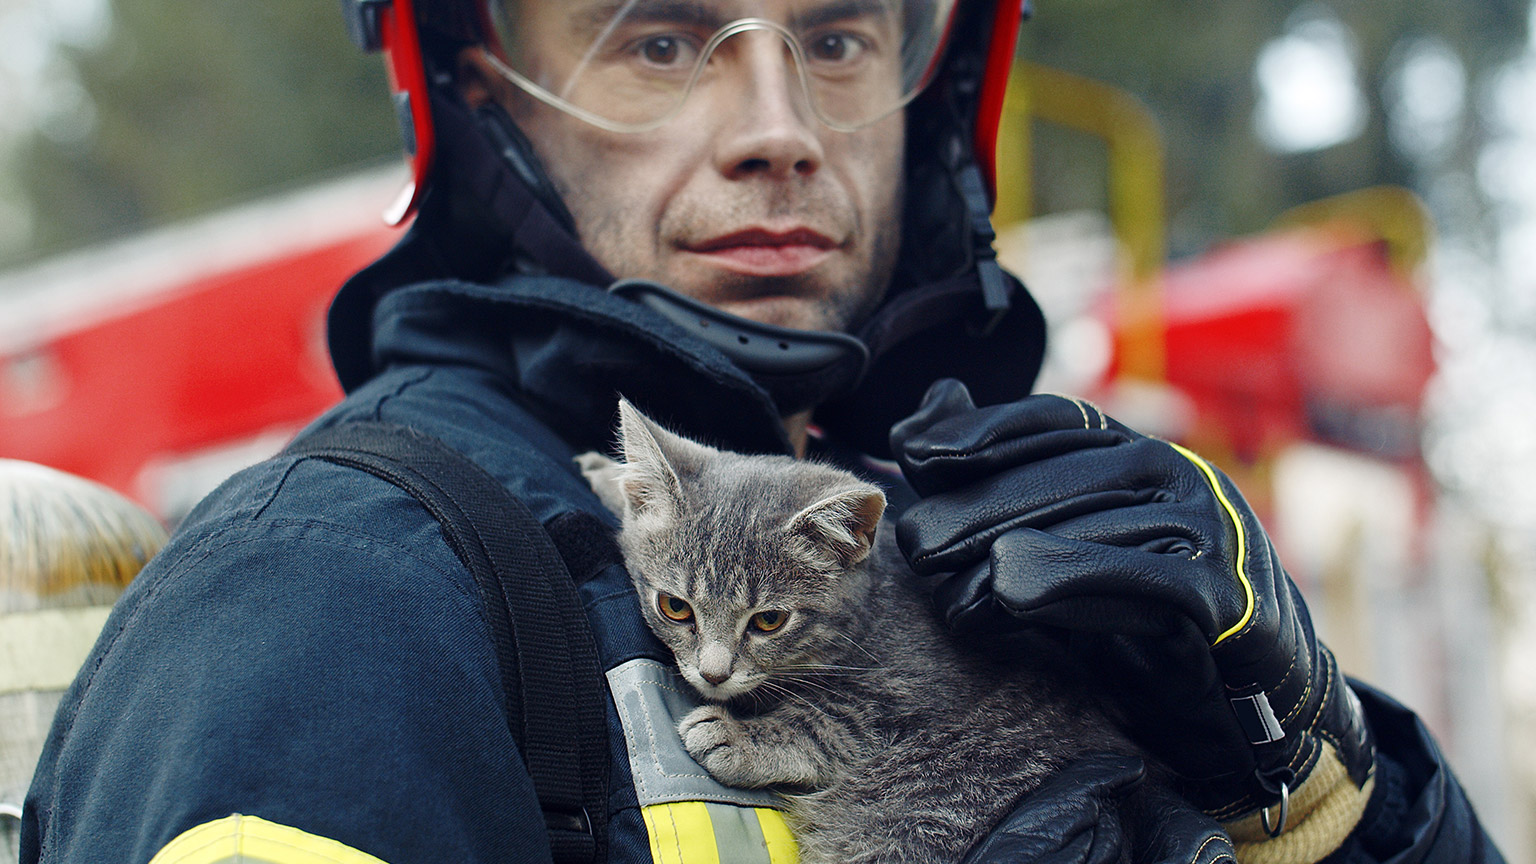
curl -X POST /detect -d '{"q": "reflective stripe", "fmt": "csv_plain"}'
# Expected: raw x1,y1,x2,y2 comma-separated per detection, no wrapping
643,802,720,864
0,606,112,695
641,802,797,864
754,808,798,864
703,802,761,861
149,814,390,864
1167,442,1256,645
612,658,799,863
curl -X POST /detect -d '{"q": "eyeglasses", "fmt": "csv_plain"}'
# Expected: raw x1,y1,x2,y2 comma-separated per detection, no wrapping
484,0,959,132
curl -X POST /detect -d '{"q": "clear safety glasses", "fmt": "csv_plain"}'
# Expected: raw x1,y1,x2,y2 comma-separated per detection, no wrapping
483,0,960,133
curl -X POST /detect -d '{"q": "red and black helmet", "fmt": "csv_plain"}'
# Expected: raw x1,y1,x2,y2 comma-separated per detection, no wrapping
342,0,1028,225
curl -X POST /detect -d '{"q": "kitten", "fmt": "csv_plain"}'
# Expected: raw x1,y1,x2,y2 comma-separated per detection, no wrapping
580,400,1161,864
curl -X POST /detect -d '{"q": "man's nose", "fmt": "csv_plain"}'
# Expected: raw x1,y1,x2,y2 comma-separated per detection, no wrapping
713,33,824,180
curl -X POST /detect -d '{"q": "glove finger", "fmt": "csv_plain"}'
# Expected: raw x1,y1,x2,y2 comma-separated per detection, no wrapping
899,485,1171,576
932,553,1184,639
1042,503,1226,560
960,752,1145,864
896,441,1184,574
931,562,1041,634
888,378,979,457
896,393,1135,495
983,527,1246,642
1119,774,1234,864
1042,502,1274,626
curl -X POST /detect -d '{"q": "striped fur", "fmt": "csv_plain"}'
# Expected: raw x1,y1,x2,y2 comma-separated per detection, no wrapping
582,402,1163,863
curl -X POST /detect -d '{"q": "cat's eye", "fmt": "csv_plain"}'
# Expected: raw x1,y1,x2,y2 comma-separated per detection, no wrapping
749,610,788,633
657,593,694,623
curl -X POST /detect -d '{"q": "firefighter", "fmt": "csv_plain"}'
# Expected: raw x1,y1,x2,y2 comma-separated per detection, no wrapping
22,1,1501,862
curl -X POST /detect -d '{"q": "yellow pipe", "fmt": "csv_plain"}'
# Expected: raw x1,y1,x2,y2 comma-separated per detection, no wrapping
1271,185,1434,281
994,61,1168,381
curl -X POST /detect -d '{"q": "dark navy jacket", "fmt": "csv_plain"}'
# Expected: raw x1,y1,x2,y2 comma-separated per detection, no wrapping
22,275,1501,863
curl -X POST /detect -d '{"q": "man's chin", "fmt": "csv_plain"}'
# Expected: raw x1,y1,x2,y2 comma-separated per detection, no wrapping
711,295,838,332
663,270,857,333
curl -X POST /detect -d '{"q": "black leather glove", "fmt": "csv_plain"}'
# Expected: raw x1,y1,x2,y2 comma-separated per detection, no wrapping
892,379,1374,824
961,753,1234,864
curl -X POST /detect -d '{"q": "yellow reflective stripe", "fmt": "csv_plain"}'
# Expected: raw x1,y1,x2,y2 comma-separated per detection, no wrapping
1167,442,1256,645
642,804,671,864
149,814,390,864
754,808,798,864
0,606,113,694
642,802,720,864
641,801,797,864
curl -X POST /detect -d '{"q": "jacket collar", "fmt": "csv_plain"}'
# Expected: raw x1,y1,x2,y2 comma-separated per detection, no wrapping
363,275,794,458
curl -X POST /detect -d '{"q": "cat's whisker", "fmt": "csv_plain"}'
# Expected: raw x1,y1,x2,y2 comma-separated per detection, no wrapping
833,631,882,664
776,669,851,686
780,691,835,721
774,674,840,695
773,675,853,704
779,663,880,674
760,680,836,720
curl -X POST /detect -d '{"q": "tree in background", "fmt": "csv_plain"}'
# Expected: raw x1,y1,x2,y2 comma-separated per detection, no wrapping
2,0,398,268
1017,0,1529,257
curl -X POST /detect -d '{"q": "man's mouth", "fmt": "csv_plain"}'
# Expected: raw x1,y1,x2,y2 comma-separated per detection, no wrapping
682,227,839,277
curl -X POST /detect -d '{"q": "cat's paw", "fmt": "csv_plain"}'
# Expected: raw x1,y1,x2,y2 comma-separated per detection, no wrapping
679,705,773,788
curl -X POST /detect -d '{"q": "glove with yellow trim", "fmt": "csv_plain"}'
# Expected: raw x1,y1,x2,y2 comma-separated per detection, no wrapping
890,379,1374,827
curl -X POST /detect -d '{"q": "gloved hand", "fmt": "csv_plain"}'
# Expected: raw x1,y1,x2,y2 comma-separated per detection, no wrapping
891,379,1374,826
960,753,1233,864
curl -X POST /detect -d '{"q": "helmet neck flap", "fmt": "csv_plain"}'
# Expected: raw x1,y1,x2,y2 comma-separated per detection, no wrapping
334,0,1044,459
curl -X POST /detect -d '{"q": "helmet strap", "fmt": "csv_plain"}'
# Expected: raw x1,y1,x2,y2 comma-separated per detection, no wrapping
954,160,1011,336
472,101,577,233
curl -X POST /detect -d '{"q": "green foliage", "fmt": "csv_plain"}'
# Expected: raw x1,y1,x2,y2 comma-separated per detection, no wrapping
1018,0,1529,257
9,0,399,266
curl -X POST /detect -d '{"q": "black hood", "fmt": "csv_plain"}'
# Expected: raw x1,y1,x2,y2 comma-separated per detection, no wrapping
329,0,1046,460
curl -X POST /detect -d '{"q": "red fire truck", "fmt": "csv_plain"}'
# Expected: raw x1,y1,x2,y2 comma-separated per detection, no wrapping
0,169,402,523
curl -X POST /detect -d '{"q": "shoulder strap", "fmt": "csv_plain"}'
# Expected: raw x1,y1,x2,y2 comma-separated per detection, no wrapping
286,421,609,864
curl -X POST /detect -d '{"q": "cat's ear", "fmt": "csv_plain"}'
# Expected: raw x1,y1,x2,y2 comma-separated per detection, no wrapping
787,486,887,570
615,398,713,518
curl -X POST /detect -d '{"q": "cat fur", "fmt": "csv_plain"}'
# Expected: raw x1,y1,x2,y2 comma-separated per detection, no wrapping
579,400,1155,864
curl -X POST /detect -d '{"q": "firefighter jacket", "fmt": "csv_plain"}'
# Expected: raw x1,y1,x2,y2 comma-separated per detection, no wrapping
21,270,1502,864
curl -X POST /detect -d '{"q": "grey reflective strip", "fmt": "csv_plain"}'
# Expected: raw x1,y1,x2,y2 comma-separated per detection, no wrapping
705,801,774,863
606,658,781,809
1230,692,1285,745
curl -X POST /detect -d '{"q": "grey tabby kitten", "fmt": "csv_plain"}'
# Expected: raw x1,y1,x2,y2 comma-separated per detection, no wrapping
580,400,1154,864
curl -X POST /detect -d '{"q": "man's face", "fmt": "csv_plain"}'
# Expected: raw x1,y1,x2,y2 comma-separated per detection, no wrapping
469,0,907,333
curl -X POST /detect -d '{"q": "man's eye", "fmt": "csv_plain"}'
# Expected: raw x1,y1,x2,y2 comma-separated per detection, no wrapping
805,32,867,64
636,34,698,68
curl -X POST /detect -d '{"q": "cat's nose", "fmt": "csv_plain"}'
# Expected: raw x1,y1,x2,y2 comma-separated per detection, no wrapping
698,644,733,685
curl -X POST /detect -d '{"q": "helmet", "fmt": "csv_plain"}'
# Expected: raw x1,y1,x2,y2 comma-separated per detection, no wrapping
335,0,1045,458
343,0,1027,224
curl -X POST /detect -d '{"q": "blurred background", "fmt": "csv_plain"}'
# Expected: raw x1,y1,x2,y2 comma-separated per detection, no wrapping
0,0,1532,859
